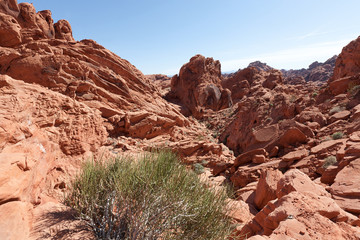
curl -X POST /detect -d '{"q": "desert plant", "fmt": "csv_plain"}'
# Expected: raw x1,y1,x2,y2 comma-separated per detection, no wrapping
322,155,337,169
347,82,360,96
289,95,297,103
329,105,345,115
332,131,344,140
193,163,205,174
65,150,233,240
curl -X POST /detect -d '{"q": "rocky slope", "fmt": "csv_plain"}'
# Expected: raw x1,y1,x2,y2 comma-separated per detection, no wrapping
282,55,337,85
0,1,232,239
1,0,360,239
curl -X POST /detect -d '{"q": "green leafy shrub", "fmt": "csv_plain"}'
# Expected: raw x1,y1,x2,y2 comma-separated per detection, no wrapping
332,132,344,140
65,150,233,240
322,156,337,169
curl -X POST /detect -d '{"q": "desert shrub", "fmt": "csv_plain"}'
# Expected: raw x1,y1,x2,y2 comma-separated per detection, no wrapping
329,105,345,114
65,150,233,240
332,131,344,140
322,155,337,169
347,82,360,96
321,136,332,142
193,163,205,174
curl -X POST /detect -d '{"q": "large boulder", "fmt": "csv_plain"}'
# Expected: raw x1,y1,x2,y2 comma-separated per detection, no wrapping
328,36,360,95
169,54,232,117
0,1,74,46
254,169,283,210
330,158,360,214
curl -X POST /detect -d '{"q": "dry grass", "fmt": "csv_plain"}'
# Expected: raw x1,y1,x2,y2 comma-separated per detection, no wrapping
65,150,234,240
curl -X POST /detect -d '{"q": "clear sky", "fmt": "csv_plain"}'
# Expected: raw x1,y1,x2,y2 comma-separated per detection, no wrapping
19,0,360,75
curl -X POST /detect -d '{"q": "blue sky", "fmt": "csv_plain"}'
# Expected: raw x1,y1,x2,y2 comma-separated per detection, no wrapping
19,0,360,75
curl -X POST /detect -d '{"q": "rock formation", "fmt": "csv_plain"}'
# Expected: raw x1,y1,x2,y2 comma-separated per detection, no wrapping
167,54,232,117
282,55,337,84
1,0,360,239
328,37,360,96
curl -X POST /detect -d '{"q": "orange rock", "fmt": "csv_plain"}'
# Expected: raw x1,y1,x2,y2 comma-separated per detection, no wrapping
0,201,32,239
311,139,345,154
349,131,360,142
226,199,256,224
276,169,329,198
254,169,283,209
243,191,358,239
168,54,232,117
252,154,267,164
330,158,360,214
329,110,351,123
281,148,308,162
54,19,74,41
277,127,308,147
234,148,268,167
331,36,360,81
262,70,283,90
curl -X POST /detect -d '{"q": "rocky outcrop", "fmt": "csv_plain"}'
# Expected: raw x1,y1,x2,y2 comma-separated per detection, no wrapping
0,1,74,45
328,36,360,95
282,55,337,84
168,55,232,117
0,1,206,239
248,61,274,72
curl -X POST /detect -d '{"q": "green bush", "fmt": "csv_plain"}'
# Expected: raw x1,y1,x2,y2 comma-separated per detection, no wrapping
332,132,344,140
322,155,337,169
65,150,233,240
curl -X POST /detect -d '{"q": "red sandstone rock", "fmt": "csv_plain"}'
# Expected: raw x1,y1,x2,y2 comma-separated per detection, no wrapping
234,148,268,167
330,158,360,214
54,19,74,41
329,110,351,123
281,148,308,162
0,201,33,239
295,108,327,126
262,70,283,90
332,36,360,81
276,169,329,198
254,169,283,210
282,55,336,84
311,139,345,155
168,54,232,117
226,199,256,224
241,191,360,239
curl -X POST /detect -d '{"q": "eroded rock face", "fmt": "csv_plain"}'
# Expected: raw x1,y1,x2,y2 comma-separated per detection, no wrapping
332,37,360,80
54,19,74,41
328,37,360,95
0,12,21,46
168,54,232,117
0,0,74,46
330,158,360,214
282,55,337,84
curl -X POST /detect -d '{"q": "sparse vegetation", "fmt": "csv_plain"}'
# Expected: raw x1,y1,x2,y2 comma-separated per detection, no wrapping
65,150,233,240
196,134,205,141
321,136,332,142
322,155,337,169
347,82,360,96
193,162,205,174
332,131,344,140
289,95,297,103
312,91,318,98
329,105,345,114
